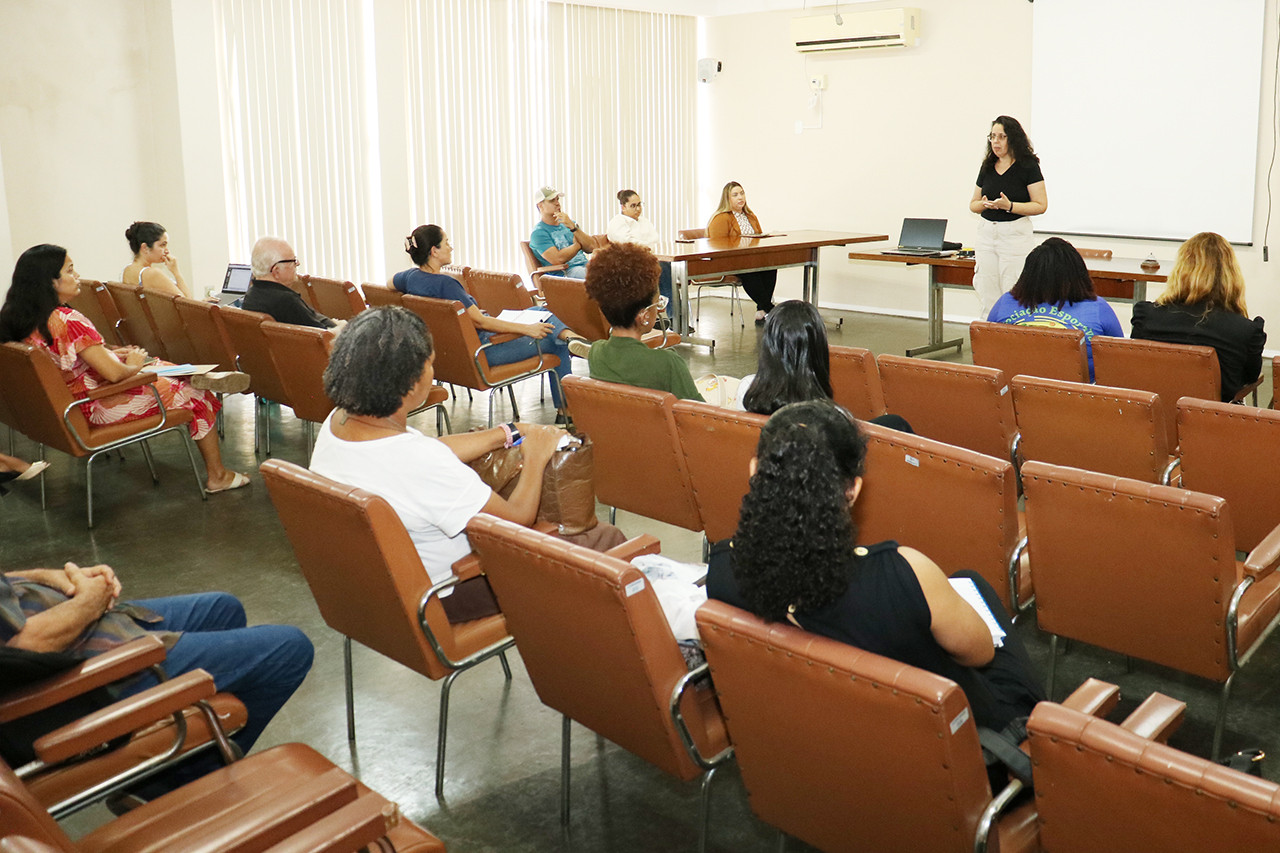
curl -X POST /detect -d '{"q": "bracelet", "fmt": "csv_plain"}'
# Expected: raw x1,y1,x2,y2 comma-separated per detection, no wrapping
499,422,514,448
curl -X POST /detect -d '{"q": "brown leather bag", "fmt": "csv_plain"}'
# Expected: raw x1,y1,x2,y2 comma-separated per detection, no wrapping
468,434,598,535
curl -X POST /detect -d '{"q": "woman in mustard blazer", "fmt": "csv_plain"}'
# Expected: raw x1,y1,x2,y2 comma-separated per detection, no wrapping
707,181,777,325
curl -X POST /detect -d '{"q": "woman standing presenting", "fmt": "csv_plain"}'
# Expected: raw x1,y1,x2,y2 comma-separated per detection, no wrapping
707,181,777,325
968,116,1048,317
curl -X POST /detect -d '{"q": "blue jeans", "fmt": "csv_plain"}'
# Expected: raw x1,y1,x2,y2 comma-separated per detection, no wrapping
483,314,572,408
120,592,313,787
658,261,673,306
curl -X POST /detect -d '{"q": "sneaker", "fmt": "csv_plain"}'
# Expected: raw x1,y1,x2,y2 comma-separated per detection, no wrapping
567,340,592,359
191,371,251,394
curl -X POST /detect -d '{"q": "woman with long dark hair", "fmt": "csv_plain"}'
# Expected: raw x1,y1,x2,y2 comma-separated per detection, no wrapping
705,400,1044,730
968,115,1048,317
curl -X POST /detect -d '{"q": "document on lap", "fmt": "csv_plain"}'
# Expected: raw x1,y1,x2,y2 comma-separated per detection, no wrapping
948,577,1006,647
497,308,554,324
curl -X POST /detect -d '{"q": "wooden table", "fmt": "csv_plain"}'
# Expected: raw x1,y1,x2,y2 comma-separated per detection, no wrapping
653,230,888,349
847,250,1170,358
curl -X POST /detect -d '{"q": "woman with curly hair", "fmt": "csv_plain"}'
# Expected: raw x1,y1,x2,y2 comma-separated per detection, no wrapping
968,115,1048,317
705,400,1043,729
1130,231,1266,402
579,242,703,401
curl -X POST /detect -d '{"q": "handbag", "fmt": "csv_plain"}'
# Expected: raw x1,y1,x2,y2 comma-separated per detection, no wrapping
467,433,598,536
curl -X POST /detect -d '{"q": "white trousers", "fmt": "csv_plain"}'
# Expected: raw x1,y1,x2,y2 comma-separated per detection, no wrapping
973,217,1035,318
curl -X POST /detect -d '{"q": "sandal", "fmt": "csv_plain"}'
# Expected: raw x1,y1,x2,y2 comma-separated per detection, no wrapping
207,471,251,494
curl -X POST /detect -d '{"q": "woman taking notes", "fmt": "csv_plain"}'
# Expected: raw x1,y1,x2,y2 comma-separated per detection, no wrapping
968,116,1048,317
707,181,777,325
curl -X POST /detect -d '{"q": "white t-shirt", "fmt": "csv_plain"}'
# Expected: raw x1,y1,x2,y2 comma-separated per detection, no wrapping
310,413,492,589
606,212,662,249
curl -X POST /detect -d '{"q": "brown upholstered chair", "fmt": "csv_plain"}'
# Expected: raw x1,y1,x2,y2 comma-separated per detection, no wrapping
467,515,732,852
219,305,293,454
828,345,888,421
173,297,238,372
1273,357,1278,409
1028,700,1280,852
259,321,337,455
295,276,321,312
300,274,366,320
1021,459,1280,758
260,459,515,797
441,263,470,283
360,281,404,309
969,319,1089,383
402,294,560,426
0,737,444,853
462,268,535,315
854,419,1027,613
670,400,766,544
677,227,744,327
102,282,166,358
1,635,246,818
877,354,1018,466
1011,376,1176,483
1092,335,1262,448
143,292,198,365
519,239,568,294
561,375,702,531
1076,247,1113,259
696,600,1122,853
64,279,124,346
541,274,679,349
0,342,205,527
1176,397,1280,550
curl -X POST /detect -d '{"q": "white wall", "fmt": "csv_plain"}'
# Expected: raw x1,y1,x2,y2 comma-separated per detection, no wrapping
699,0,1280,340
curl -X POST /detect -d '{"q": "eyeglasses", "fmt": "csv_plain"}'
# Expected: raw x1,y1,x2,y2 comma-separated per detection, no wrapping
271,258,300,271
988,133,1007,142
649,295,669,312
625,201,644,209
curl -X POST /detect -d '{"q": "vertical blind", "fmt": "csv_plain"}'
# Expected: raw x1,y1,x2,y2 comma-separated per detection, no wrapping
214,0,696,285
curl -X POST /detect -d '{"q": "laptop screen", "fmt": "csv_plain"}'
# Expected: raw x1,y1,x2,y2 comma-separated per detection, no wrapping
898,218,947,250
221,263,252,295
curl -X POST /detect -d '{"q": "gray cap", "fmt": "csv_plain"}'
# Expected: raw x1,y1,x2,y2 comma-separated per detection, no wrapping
534,186,565,205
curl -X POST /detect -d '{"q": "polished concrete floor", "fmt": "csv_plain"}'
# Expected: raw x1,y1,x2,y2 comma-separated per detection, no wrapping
5,287,1279,851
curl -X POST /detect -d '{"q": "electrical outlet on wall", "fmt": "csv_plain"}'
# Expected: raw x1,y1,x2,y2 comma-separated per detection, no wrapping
808,74,827,91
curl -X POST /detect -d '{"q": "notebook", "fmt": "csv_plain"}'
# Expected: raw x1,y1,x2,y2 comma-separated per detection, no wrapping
216,263,252,305
882,218,955,258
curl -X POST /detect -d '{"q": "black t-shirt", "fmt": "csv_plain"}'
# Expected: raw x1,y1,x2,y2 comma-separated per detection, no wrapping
975,159,1045,222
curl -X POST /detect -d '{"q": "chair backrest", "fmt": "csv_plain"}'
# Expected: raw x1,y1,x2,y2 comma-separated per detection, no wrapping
696,600,995,853
302,274,365,320
853,420,1023,612
1177,397,1280,551
1021,460,1239,682
173,297,238,372
260,322,336,424
219,306,290,404
969,320,1089,383
400,295,488,390
441,264,470,283
0,343,90,457
828,345,887,421
1076,247,1113,259
463,269,534,316
1273,356,1278,409
261,459,497,677
1012,376,1172,482
0,760,77,852
295,276,321,311
468,514,726,782
1092,336,1221,448
103,282,165,357
360,282,404,309
877,354,1017,462
540,275,611,341
560,376,702,532
143,293,198,365
677,228,706,240
65,279,124,346
1028,701,1280,852
670,400,767,543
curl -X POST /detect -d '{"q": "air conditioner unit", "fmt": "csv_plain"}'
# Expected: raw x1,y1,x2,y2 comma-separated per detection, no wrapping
791,8,921,53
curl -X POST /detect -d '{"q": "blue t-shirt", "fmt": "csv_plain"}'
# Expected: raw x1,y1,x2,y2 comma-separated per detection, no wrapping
530,221,588,270
987,292,1122,380
391,268,491,342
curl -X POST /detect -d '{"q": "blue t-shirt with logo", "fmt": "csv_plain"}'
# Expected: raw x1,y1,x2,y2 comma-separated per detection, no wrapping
987,293,1123,380
530,221,588,271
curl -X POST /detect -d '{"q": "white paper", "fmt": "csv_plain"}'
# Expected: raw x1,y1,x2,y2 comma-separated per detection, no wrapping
949,577,1006,648
497,309,553,324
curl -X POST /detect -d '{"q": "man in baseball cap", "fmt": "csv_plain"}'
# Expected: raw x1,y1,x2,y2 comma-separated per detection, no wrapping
530,186,597,279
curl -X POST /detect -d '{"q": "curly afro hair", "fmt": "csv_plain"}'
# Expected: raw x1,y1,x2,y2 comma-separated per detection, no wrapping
584,242,660,329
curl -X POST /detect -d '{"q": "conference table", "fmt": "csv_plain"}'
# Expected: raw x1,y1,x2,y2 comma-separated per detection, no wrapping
847,249,1171,358
654,230,888,349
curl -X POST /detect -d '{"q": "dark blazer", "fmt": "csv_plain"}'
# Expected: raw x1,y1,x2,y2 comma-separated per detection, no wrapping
1130,300,1265,402
242,279,335,329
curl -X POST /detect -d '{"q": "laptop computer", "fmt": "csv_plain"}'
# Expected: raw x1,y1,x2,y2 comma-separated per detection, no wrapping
882,218,955,257
216,263,252,305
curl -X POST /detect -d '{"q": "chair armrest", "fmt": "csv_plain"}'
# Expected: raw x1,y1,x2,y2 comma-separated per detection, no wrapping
1059,677,1121,718
0,635,167,723
0,837,61,853
533,520,559,535
1232,374,1264,405
1244,522,1280,580
606,534,662,561
82,371,159,401
489,333,521,345
1119,692,1186,743
534,263,568,276
33,669,216,765
450,553,484,583
260,795,401,853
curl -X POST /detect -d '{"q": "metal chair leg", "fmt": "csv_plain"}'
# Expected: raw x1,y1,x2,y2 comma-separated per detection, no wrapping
1046,634,1059,699
698,765,719,853
507,385,520,421
609,506,616,524
499,650,513,681
39,445,47,510
139,440,159,483
344,636,357,744
1212,672,1236,761
435,669,461,797
776,830,787,852
181,432,207,501
560,714,572,827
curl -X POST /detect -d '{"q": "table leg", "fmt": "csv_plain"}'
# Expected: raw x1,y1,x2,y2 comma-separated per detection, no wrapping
805,252,842,328
905,266,964,358
670,260,716,350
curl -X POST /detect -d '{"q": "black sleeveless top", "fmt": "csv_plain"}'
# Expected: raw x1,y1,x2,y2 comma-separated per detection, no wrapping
706,538,1033,729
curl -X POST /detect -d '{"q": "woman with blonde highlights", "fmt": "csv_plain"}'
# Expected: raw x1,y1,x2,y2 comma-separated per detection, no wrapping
1131,232,1265,401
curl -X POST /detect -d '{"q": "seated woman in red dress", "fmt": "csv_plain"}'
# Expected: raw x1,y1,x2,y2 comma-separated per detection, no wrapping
0,244,247,493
